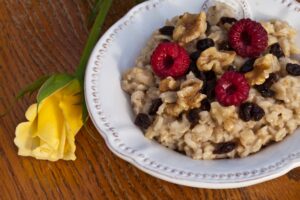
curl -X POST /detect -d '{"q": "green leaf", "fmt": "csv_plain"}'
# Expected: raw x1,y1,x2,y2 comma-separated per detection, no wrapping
37,74,74,104
1,75,51,117
16,75,51,100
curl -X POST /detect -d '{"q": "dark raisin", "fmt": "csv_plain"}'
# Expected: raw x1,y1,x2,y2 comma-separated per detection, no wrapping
196,38,215,52
255,73,280,97
219,17,237,25
260,89,275,98
190,51,201,61
254,85,275,97
264,73,280,88
218,41,233,51
239,102,265,122
227,65,238,72
251,104,265,121
148,98,163,115
286,63,300,76
269,43,285,58
200,98,211,111
159,26,175,36
213,141,237,154
201,71,217,100
202,80,216,101
239,102,252,122
239,59,255,73
188,61,206,80
187,109,200,126
204,70,217,81
134,113,152,129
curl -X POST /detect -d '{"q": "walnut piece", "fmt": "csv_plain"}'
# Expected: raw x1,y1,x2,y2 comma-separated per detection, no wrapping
159,76,179,92
173,12,207,46
160,91,177,104
245,54,280,85
196,47,236,74
178,78,204,109
165,78,206,117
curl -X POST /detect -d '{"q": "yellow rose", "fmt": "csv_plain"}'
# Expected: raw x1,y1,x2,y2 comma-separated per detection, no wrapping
14,80,83,161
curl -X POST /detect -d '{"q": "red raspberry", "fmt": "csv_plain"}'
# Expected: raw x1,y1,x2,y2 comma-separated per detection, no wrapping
229,19,268,58
150,42,190,78
215,71,250,106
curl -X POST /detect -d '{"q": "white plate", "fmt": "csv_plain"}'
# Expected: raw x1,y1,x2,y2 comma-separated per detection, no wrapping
85,0,300,188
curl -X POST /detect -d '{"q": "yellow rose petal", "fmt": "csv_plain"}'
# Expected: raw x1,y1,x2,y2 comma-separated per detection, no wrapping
14,122,34,156
14,79,83,161
36,96,62,150
25,104,38,121
32,142,59,161
58,80,82,160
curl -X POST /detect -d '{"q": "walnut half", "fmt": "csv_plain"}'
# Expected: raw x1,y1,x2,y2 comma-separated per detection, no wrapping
173,12,207,46
245,54,280,85
165,78,206,117
197,47,236,74
159,77,179,92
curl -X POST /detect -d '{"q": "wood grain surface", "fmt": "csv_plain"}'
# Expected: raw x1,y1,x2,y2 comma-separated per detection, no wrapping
0,0,300,199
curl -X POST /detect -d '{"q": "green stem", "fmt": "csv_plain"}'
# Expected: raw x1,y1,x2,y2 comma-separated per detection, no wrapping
75,0,113,87
87,0,104,28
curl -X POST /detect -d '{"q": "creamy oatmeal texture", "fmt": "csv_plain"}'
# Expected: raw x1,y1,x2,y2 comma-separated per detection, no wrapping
121,3,300,160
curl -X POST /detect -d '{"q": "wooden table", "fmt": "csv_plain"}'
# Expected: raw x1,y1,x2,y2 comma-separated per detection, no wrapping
0,1,300,199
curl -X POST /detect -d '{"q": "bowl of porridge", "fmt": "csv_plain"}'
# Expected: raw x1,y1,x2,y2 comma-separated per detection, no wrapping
85,0,300,188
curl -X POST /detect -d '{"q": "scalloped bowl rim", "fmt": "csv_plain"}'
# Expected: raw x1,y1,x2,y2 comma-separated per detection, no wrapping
85,0,300,188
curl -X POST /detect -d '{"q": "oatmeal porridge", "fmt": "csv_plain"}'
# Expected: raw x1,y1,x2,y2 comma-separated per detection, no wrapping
121,3,300,160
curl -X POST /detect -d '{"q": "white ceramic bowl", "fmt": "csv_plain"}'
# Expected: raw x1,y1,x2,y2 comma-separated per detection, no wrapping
85,0,300,188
